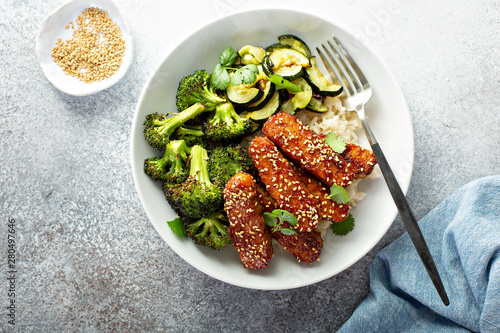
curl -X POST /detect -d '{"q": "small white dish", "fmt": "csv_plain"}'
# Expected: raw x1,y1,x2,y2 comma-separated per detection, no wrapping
36,0,133,96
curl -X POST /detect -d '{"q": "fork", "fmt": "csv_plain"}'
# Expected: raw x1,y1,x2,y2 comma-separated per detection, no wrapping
317,37,450,306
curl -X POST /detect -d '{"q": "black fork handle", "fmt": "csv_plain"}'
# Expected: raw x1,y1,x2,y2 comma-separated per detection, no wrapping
371,142,450,306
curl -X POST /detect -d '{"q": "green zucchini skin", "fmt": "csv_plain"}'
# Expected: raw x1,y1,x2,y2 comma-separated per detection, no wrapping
247,90,282,123
246,81,276,112
226,82,264,106
304,57,343,97
262,48,309,81
264,43,288,53
278,34,312,58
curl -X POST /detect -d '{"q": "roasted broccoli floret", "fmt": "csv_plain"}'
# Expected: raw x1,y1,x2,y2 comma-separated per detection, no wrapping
166,145,223,221
144,139,191,183
185,211,231,250
143,103,206,150
202,102,253,143
172,124,209,149
208,145,256,185
176,69,226,112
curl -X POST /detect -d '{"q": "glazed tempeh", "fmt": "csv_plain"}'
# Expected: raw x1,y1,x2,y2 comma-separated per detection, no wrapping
315,132,377,179
342,143,377,179
262,111,354,188
291,163,350,222
255,183,277,214
249,136,320,232
271,224,323,263
255,185,323,263
224,172,274,269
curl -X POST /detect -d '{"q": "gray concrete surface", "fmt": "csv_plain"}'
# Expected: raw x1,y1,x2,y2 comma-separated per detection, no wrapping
1,0,499,331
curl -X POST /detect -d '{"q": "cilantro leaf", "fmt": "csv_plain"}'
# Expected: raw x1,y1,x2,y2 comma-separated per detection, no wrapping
211,64,231,90
275,228,298,236
324,132,346,154
167,218,187,237
219,46,238,67
264,209,298,235
263,212,278,229
328,184,350,204
272,209,298,227
330,213,355,236
231,64,259,86
268,74,302,93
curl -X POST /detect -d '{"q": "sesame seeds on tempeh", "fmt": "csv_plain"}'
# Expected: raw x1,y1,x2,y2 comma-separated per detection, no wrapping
249,136,320,232
223,173,274,269
262,111,355,188
290,163,350,222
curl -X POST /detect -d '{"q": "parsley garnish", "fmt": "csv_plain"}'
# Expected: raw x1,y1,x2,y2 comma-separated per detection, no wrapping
330,213,355,236
324,132,346,154
328,184,350,204
167,217,187,238
211,46,260,89
263,209,298,235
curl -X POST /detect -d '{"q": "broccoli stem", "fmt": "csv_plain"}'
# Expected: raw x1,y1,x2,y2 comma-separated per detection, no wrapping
156,103,206,137
196,86,226,110
189,145,212,187
175,125,204,137
165,140,191,175
213,102,241,125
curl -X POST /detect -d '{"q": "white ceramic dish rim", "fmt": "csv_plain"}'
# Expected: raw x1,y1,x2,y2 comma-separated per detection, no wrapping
130,8,414,290
35,0,134,96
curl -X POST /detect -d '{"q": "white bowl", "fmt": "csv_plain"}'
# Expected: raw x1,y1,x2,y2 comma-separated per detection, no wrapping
131,8,414,290
36,0,133,96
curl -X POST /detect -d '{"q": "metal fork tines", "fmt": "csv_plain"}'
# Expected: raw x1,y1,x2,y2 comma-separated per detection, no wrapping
317,37,450,306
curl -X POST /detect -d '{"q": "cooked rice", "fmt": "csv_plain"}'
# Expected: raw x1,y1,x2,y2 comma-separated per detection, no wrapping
296,96,360,144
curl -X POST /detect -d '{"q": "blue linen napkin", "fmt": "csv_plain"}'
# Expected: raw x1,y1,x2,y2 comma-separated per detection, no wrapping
338,176,500,332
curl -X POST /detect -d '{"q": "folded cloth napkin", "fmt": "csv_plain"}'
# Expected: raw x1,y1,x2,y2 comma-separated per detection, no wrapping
338,176,500,333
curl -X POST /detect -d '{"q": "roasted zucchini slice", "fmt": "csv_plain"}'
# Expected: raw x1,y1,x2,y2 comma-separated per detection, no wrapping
280,78,312,114
291,77,312,109
304,56,343,97
247,90,282,123
262,48,310,81
238,45,266,65
246,79,276,112
227,81,264,106
278,34,312,58
280,98,295,114
305,95,329,113
265,43,288,53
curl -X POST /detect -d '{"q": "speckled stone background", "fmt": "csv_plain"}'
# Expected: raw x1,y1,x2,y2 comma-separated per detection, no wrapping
1,0,499,331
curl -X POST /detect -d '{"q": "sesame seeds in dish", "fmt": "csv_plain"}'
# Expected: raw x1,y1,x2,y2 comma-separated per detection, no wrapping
36,0,133,96
51,7,126,83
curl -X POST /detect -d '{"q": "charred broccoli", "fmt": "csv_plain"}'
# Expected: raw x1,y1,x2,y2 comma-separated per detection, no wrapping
176,69,226,112
172,124,209,149
185,211,231,250
143,103,206,150
166,145,223,221
144,139,191,183
202,102,253,143
208,145,256,185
